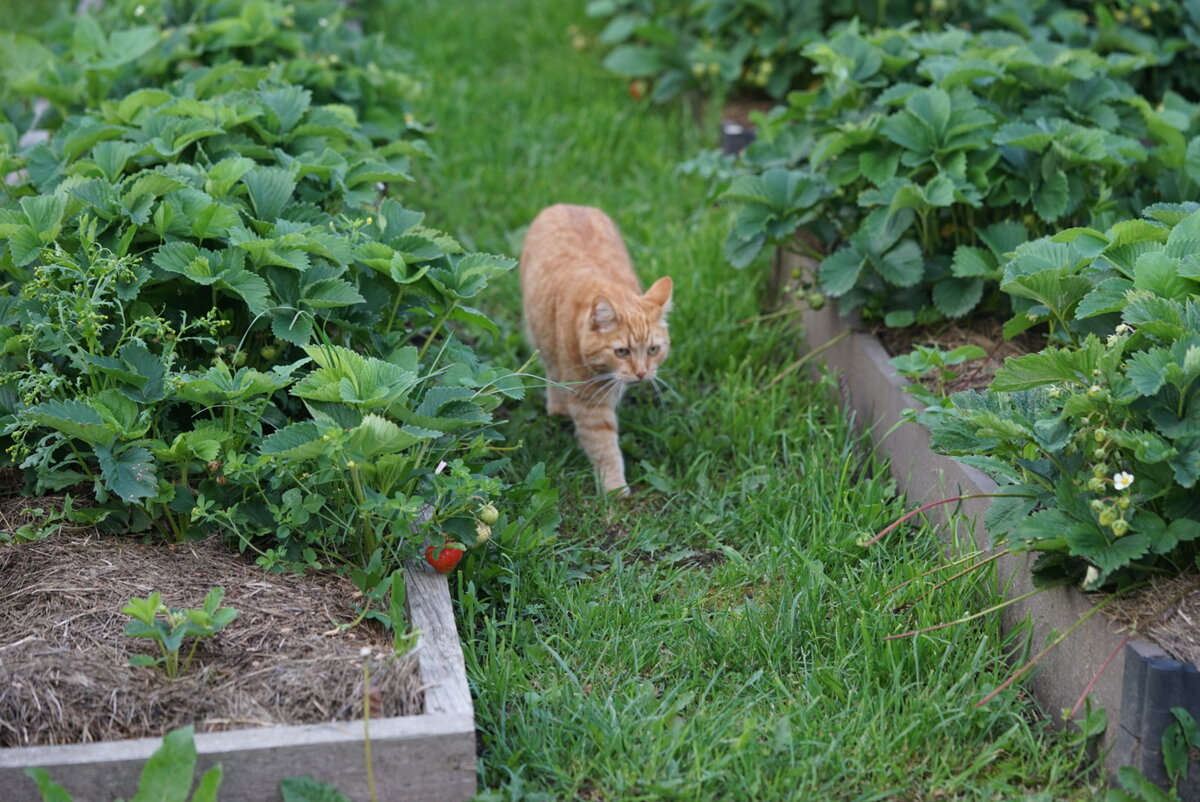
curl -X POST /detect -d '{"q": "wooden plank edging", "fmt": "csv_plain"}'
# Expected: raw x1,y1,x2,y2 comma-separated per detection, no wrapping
0,563,475,802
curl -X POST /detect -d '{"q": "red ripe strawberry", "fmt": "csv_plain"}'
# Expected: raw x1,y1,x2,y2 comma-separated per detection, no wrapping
424,542,465,574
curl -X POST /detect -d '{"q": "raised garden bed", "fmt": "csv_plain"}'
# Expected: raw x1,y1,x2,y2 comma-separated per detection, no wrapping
0,534,475,802
778,250,1200,795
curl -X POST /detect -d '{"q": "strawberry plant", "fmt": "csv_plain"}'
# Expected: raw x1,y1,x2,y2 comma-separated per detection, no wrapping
0,243,294,540
889,343,987,423
0,4,537,574
587,0,828,102
590,0,1200,106
27,726,224,802
0,0,429,146
722,22,1199,327
927,205,1200,590
25,725,353,801
584,0,1027,103
122,586,238,678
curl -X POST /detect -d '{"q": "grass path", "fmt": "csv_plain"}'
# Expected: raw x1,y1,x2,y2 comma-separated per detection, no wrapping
373,1,1100,798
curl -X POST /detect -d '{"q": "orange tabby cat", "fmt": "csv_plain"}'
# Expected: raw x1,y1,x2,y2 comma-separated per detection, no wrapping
520,204,673,495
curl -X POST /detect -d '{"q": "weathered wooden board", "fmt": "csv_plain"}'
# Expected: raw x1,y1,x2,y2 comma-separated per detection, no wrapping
0,562,475,802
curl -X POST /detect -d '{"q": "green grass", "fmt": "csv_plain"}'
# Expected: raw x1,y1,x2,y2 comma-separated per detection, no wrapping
374,1,1101,798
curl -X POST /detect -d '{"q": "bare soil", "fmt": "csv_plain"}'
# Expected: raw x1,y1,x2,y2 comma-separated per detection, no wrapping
720,96,776,128
0,502,422,748
874,315,1047,395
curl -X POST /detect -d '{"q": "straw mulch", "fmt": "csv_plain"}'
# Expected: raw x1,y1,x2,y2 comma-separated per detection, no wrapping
0,510,422,748
1105,572,1200,669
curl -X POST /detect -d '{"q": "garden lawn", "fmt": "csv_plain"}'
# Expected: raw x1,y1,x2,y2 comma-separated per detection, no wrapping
381,1,1097,799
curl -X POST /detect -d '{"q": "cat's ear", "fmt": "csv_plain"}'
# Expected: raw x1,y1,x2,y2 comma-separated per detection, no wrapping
591,296,618,331
644,276,673,315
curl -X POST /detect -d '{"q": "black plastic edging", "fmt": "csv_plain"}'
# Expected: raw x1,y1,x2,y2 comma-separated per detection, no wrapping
1117,640,1200,798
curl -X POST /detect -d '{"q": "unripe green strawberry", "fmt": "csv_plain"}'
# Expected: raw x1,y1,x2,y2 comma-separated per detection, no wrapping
477,503,499,526
1111,518,1129,536
807,292,826,310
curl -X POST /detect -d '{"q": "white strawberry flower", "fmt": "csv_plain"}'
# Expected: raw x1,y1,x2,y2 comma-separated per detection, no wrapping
1113,471,1134,491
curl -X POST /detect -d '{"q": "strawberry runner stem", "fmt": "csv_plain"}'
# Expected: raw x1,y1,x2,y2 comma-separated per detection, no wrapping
753,329,850,399
363,657,378,802
885,582,1061,641
916,549,1012,602
884,549,987,596
1067,633,1133,720
1067,579,1200,718
976,591,1121,708
862,493,1034,548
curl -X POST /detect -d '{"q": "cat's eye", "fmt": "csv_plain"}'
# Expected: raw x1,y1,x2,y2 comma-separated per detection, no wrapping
648,345,660,355
614,347,631,358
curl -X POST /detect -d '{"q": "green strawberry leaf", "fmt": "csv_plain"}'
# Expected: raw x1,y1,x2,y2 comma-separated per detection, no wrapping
129,725,199,802
818,247,865,297
243,167,296,222
96,444,158,502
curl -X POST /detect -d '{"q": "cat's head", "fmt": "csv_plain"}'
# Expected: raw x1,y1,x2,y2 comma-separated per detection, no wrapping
581,276,673,383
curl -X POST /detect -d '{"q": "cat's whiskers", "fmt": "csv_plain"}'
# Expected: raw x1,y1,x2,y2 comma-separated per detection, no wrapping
599,375,626,406
577,371,622,406
649,375,667,405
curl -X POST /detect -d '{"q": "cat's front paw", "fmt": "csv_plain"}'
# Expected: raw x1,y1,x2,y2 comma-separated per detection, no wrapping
603,482,631,498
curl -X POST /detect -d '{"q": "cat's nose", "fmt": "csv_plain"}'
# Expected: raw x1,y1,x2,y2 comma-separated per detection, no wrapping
634,368,648,379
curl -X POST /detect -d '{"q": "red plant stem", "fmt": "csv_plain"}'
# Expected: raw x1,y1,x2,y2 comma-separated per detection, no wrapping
1067,580,1198,718
863,493,1025,548
884,549,985,596
1068,633,1133,719
976,593,1116,707
885,584,1054,641
922,549,1010,597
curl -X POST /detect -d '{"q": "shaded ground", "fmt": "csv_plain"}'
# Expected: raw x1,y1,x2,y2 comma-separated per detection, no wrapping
0,518,420,747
